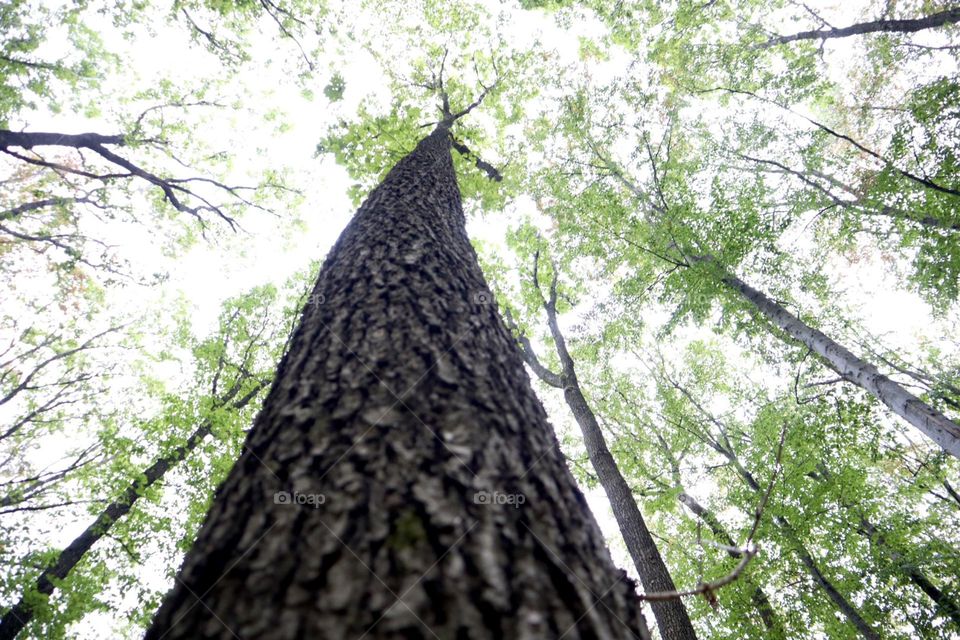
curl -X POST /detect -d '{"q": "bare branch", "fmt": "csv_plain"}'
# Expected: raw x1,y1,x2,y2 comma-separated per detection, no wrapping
761,7,960,47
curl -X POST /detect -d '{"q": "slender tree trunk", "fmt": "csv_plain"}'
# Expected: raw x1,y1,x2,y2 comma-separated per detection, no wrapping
860,517,960,630
516,276,697,640
606,149,958,457
0,381,264,640
776,518,881,640
721,271,960,458
665,379,881,639
653,434,782,635
763,7,960,46
674,492,782,635
811,464,960,630
145,124,649,640
562,385,696,640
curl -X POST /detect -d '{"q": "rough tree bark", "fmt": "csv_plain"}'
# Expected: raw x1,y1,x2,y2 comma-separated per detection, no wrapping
721,271,960,459
0,381,266,640
514,264,698,640
763,7,960,47
144,122,649,640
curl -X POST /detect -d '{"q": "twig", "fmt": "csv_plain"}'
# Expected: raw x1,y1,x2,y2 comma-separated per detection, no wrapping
640,425,787,605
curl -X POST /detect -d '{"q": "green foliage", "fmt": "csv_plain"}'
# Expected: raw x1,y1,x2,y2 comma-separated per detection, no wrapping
323,72,346,101
0,0,108,128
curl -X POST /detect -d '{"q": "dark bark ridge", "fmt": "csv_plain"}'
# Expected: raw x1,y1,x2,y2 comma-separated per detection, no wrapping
145,124,649,640
515,268,697,640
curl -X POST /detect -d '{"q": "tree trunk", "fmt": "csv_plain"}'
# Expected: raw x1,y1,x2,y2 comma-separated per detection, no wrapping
763,7,960,46
562,384,696,640
860,517,960,631
775,517,881,640
144,124,650,640
654,434,782,635
674,492,782,635
0,381,264,640
723,271,960,458
599,147,959,453
812,463,960,630
517,280,697,640
665,380,881,639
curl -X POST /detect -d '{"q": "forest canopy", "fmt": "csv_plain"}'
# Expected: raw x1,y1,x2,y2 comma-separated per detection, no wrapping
1,0,959,639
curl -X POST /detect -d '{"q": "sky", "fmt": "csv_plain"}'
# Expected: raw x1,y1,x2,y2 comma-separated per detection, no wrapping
2,0,960,637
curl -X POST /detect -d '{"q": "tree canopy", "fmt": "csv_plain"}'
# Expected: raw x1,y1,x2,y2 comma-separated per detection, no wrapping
1,0,959,638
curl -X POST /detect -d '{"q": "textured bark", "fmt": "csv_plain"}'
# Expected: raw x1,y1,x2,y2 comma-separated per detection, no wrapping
0,382,264,640
145,124,649,640
763,7,960,46
723,272,960,459
519,293,697,640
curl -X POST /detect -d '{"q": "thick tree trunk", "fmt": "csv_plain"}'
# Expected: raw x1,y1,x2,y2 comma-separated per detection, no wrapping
517,284,697,640
0,381,263,640
723,272,960,458
144,124,649,640
763,7,960,46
